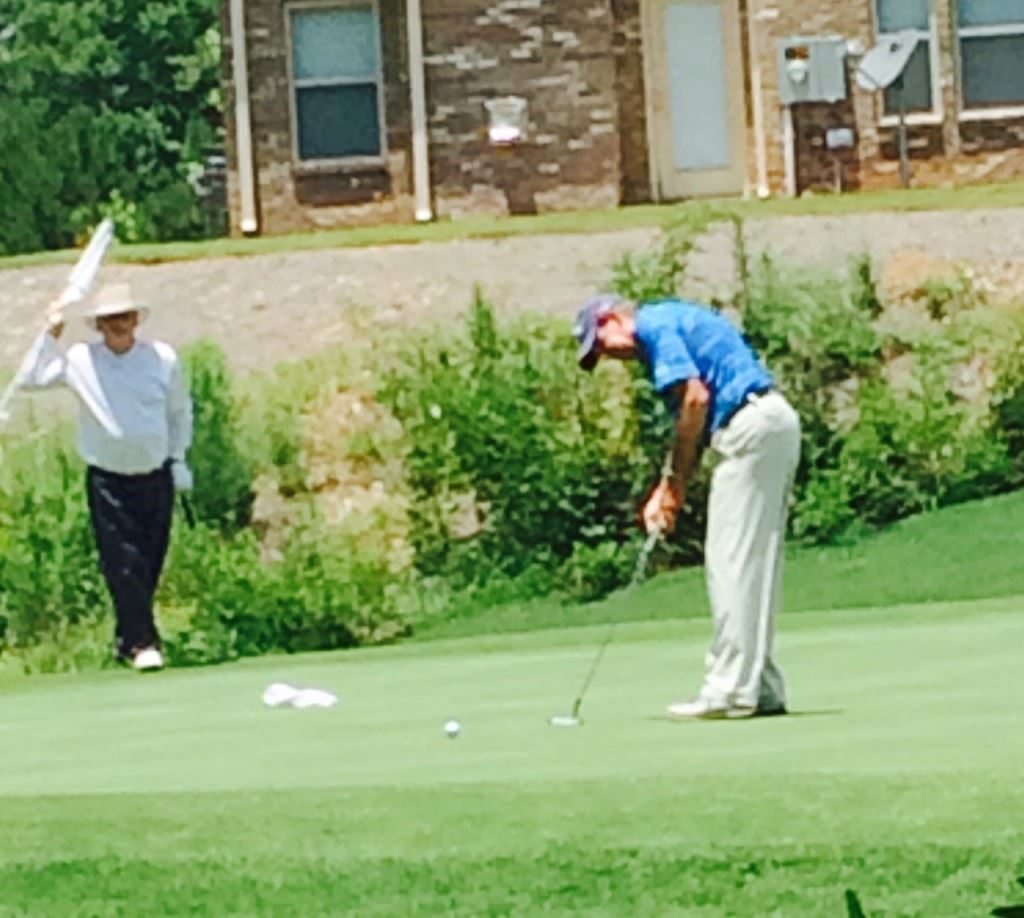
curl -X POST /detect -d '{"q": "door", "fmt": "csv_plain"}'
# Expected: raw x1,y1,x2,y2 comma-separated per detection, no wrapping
645,0,747,198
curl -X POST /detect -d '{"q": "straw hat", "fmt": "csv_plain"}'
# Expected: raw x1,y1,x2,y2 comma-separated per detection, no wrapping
84,283,150,328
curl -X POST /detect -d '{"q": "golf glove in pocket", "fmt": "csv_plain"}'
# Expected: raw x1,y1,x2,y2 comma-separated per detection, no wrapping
171,460,194,492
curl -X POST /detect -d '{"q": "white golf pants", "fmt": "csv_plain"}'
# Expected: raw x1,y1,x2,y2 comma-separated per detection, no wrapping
701,391,801,709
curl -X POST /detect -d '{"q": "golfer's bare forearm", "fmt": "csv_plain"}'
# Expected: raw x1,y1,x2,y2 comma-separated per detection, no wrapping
670,380,709,489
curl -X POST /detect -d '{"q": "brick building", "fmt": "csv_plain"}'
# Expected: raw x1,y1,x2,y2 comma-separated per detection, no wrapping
221,0,1024,235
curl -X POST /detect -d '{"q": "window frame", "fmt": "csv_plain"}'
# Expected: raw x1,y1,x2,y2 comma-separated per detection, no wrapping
872,0,943,127
957,16,1024,120
285,0,388,169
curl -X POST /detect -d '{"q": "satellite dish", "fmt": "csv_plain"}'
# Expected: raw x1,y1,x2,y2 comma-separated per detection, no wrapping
856,31,919,91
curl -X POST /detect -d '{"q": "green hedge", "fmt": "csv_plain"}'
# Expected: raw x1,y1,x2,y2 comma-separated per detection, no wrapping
742,256,1024,539
378,293,682,602
379,257,1024,615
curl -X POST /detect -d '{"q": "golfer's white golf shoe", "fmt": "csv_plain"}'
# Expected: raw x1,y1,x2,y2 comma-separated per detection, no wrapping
667,697,786,720
667,697,761,720
132,647,164,672
667,697,730,720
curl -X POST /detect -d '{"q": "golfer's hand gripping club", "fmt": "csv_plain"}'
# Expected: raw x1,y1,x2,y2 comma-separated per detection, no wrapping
642,448,683,535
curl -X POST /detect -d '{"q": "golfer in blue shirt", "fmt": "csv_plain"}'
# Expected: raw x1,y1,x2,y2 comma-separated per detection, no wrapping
575,294,801,719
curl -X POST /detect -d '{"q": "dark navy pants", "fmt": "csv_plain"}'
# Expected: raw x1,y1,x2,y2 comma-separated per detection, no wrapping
86,462,174,658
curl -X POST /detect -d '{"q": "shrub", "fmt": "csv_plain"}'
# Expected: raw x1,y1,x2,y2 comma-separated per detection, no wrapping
157,508,410,665
0,430,107,657
558,540,634,604
235,348,356,496
743,256,1024,541
379,293,684,600
980,310,1024,487
5,616,113,675
795,371,1011,542
263,514,410,651
609,206,719,303
917,264,989,321
849,253,884,320
742,255,885,538
743,254,883,385
182,340,254,531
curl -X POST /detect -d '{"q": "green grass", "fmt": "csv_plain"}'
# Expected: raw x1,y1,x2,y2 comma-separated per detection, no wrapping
417,489,1024,640
1,597,1023,914
5,180,1024,270
2,485,1023,913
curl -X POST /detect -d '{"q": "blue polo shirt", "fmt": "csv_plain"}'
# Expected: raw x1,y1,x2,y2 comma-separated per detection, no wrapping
634,299,773,436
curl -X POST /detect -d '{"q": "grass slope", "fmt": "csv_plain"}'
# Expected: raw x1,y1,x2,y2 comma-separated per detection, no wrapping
417,489,1024,640
4,181,1024,270
1,598,1023,915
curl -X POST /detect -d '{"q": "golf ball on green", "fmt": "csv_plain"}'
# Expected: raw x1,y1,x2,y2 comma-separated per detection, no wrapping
444,719,461,738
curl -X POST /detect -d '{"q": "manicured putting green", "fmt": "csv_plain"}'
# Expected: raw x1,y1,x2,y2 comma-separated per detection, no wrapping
0,598,1022,914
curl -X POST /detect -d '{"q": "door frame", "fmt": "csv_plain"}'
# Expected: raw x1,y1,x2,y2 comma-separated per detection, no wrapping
641,0,749,200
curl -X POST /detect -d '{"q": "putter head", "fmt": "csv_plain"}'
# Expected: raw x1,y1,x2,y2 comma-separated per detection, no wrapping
548,697,584,727
549,713,583,728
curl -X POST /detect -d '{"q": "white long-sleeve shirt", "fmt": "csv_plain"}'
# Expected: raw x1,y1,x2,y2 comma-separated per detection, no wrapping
17,332,193,475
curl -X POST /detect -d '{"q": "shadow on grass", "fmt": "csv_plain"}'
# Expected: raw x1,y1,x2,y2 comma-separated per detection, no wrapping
644,708,844,723
991,876,1024,917
847,875,1024,917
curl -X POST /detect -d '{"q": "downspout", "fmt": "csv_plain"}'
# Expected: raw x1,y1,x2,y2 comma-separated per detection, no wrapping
748,5,779,198
407,0,433,222
228,0,258,234
640,0,661,203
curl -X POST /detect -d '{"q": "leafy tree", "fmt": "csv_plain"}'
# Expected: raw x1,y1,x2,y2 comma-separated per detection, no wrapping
0,0,223,253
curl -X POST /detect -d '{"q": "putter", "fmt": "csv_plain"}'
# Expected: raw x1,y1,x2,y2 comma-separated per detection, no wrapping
549,525,662,728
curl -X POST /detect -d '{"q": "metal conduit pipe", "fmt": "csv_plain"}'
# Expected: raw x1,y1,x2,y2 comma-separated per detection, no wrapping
229,0,259,234
406,0,433,222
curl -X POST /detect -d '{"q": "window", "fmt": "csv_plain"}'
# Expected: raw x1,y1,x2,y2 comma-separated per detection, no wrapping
289,3,384,162
958,0,1024,110
875,0,936,116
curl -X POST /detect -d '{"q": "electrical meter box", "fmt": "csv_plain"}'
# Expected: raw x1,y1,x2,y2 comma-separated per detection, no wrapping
778,36,848,104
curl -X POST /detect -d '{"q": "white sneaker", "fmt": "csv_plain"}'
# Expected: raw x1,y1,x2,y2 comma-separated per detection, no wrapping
132,647,164,672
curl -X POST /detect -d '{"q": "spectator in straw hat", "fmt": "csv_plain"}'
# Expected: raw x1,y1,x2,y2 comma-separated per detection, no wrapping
18,282,193,671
